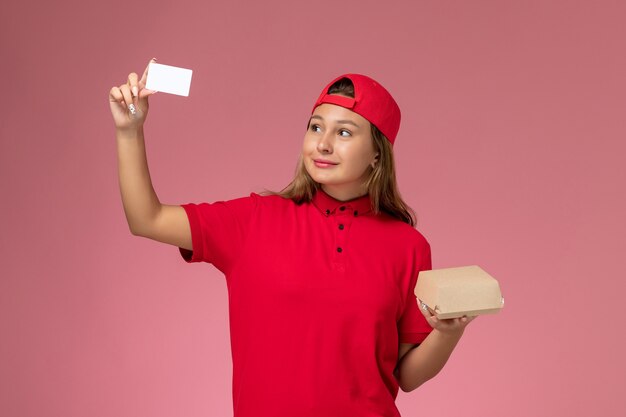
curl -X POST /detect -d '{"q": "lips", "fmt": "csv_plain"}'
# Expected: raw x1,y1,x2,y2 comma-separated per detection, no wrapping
313,159,338,168
314,159,338,165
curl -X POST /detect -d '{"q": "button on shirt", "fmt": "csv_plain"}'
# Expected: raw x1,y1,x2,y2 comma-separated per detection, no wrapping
179,189,433,417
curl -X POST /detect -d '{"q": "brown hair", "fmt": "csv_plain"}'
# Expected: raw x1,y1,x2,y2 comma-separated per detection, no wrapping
260,78,417,227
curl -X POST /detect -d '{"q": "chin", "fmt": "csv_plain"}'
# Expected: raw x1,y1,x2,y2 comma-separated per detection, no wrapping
304,166,325,184
306,170,332,185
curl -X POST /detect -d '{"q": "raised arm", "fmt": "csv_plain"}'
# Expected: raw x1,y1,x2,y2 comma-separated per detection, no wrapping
109,58,192,251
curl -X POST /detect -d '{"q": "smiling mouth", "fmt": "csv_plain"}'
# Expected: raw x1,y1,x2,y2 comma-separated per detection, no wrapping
314,159,338,165
313,160,338,168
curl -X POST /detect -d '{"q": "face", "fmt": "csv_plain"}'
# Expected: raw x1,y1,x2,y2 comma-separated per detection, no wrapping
303,103,379,201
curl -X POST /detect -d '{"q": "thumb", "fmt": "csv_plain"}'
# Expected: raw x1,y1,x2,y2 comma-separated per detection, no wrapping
139,88,157,99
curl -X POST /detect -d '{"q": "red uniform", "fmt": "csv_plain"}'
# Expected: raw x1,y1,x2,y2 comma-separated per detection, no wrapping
179,188,433,417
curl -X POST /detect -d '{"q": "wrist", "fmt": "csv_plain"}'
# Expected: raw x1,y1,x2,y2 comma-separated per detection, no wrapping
433,327,465,340
116,126,144,139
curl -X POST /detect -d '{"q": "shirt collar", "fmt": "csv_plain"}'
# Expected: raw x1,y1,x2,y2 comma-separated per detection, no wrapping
312,188,373,217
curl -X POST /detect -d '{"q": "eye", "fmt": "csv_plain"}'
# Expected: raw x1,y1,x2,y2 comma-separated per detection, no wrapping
338,129,352,137
309,123,322,133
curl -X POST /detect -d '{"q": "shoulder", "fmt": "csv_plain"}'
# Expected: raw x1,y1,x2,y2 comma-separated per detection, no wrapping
375,211,431,250
250,192,295,207
246,192,310,216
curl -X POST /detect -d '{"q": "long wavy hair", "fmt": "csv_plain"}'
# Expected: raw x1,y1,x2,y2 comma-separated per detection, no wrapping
261,78,418,227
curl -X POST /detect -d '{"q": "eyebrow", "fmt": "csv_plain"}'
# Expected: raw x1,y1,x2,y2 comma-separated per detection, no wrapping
310,115,360,128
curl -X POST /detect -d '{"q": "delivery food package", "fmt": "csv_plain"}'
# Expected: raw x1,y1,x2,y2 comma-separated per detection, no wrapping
414,265,504,319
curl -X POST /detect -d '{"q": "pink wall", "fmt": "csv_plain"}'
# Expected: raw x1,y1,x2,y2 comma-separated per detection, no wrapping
1,0,625,416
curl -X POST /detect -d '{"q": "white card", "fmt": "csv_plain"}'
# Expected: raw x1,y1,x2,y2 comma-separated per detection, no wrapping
145,62,193,96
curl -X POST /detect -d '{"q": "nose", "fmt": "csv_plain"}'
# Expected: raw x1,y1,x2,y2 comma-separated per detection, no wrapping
317,131,333,154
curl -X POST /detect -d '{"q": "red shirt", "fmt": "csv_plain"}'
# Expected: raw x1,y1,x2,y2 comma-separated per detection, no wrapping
179,189,433,417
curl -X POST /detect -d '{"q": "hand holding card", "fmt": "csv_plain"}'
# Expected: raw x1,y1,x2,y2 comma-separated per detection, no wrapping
145,62,193,97
109,58,160,130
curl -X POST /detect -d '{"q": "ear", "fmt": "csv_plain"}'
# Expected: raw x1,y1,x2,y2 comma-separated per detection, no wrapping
371,153,379,169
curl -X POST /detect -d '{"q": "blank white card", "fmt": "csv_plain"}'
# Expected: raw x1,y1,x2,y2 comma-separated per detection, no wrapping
145,62,193,97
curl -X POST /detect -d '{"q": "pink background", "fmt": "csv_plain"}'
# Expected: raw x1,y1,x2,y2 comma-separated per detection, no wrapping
1,1,625,416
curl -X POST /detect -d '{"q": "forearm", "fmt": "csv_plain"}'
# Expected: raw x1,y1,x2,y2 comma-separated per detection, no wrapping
398,329,464,392
116,127,162,235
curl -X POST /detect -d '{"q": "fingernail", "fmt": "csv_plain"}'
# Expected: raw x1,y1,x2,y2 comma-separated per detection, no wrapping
128,104,136,115
132,86,138,97
151,57,157,62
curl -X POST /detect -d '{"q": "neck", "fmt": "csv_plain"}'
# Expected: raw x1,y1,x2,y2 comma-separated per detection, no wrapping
321,184,368,202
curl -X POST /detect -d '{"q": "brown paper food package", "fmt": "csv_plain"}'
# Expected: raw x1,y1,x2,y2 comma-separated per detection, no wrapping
414,265,504,319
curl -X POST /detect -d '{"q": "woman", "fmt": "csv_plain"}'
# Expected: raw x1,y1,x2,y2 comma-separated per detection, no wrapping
109,59,475,417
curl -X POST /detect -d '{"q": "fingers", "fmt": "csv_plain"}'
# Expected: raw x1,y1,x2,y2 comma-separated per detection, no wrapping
417,298,479,329
109,86,122,103
139,57,157,89
109,85,129,107
139,87,157,98
418,299,435,317
127,72,139,99
119,83,133,108
416,298,478,333
108,83,134,115
417,299,439,328
458,314,477,323
109,59,160,121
